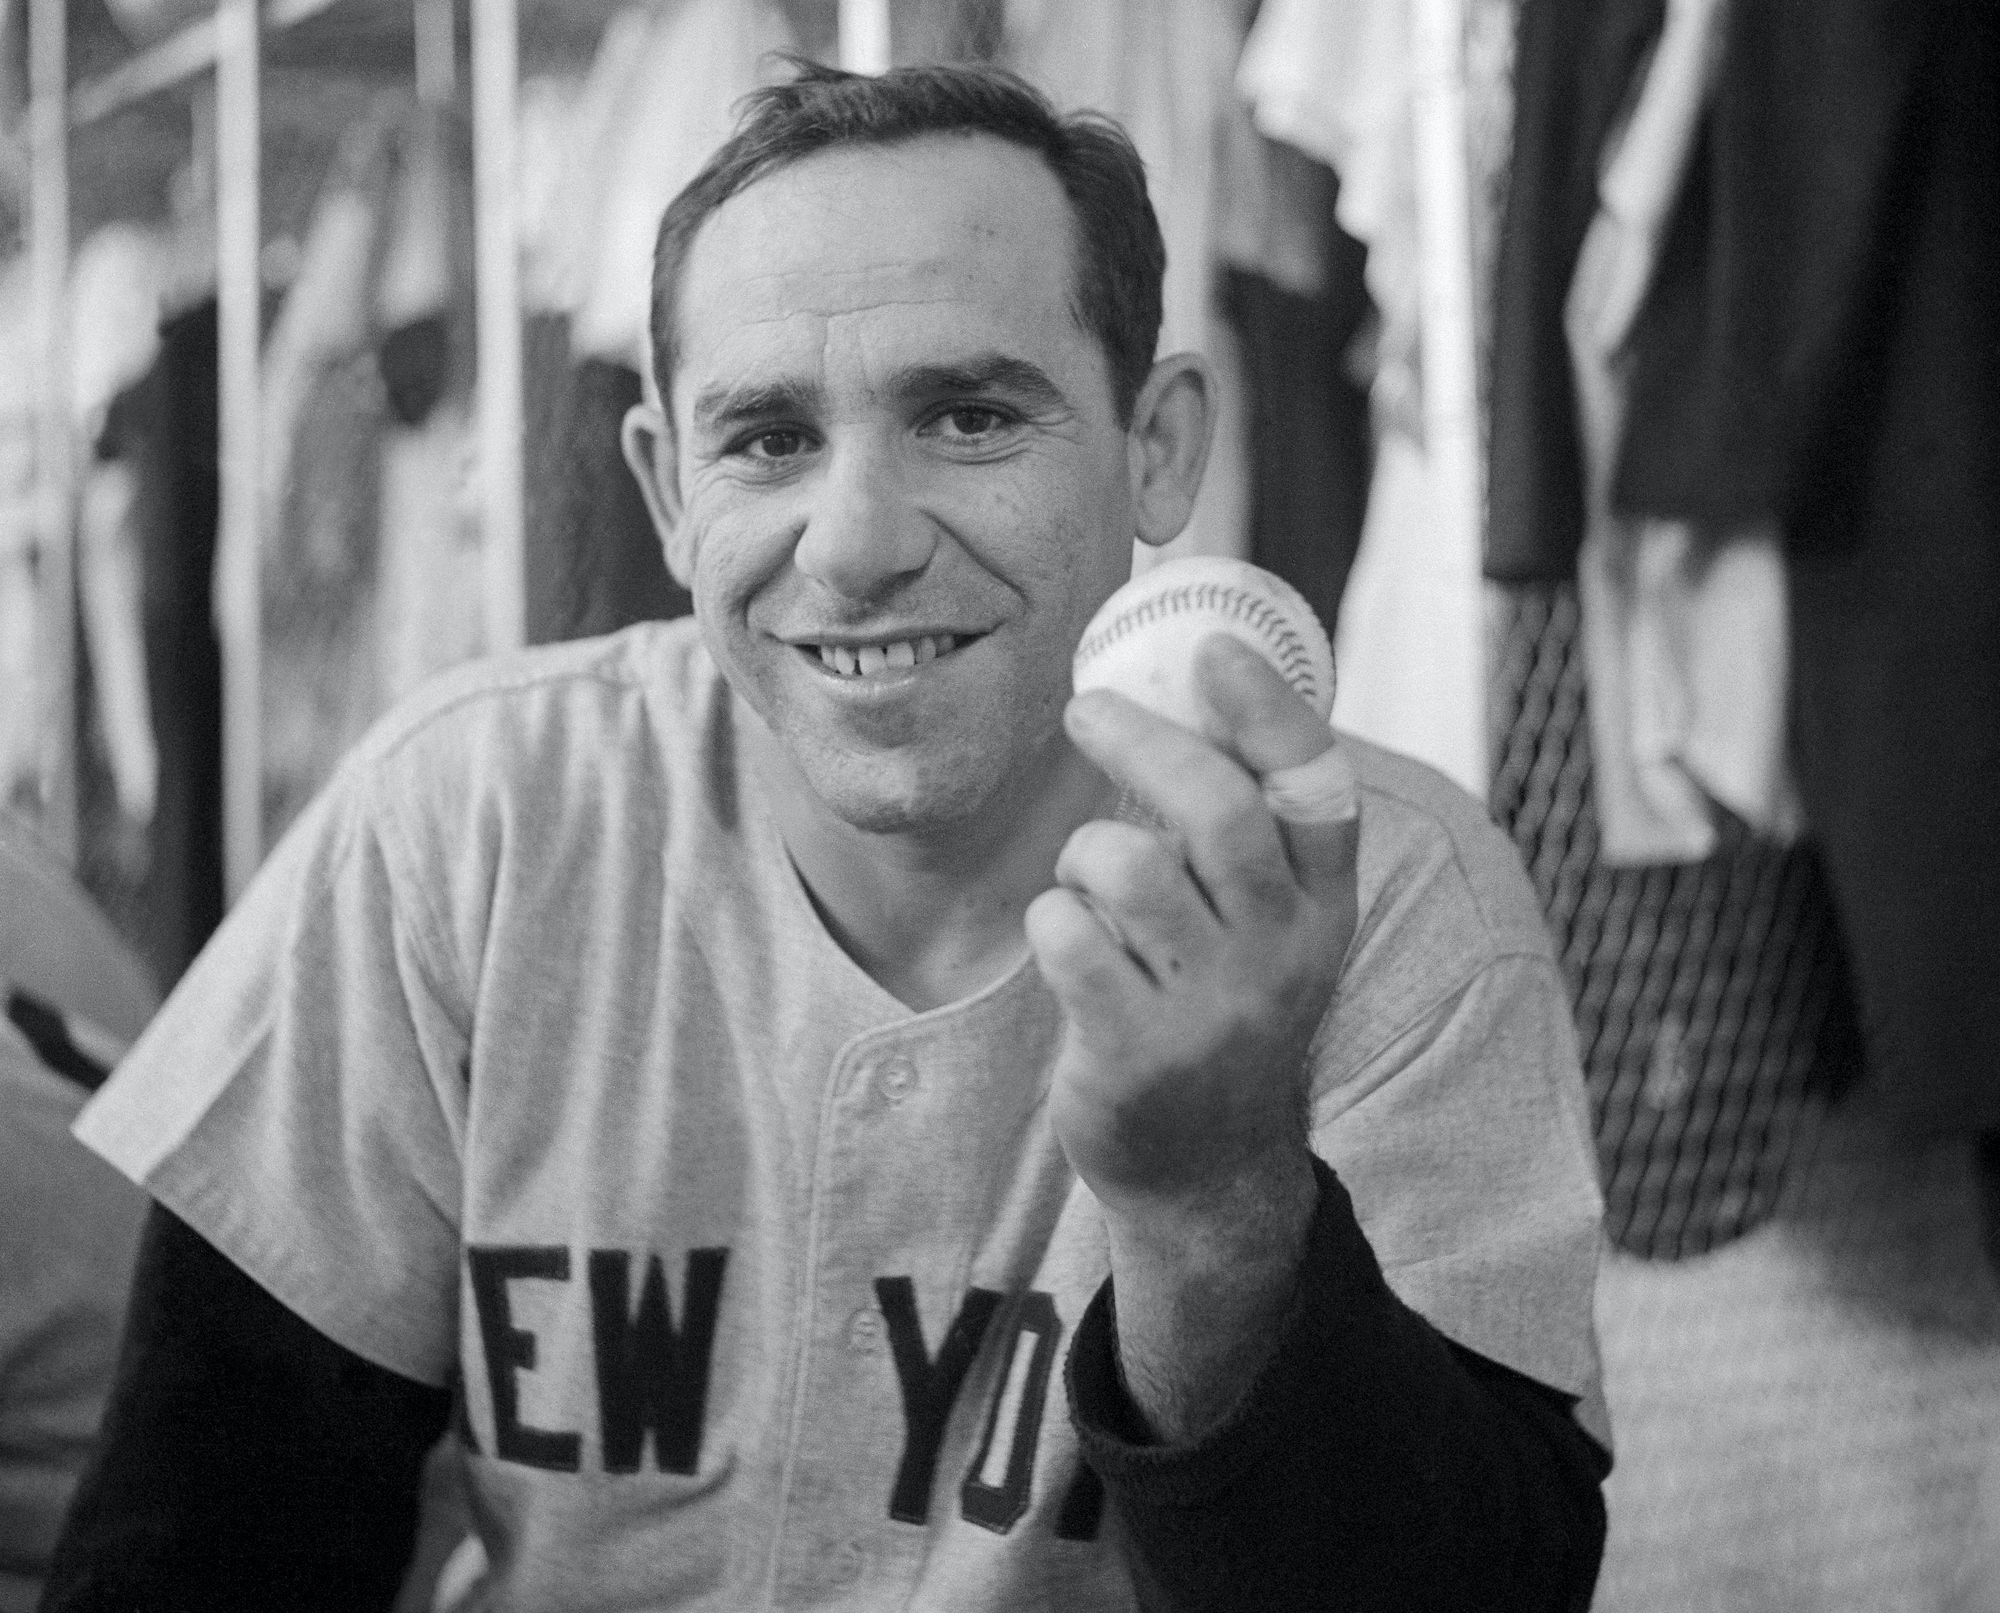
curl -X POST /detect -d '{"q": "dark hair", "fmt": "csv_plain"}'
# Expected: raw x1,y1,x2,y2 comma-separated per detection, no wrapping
649,57,1165,422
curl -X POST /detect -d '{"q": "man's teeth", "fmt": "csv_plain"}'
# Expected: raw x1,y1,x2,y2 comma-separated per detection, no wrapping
816,634,957,675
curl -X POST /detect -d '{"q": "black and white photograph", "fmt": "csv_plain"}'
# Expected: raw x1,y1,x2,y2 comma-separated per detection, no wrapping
2,1,1995,1608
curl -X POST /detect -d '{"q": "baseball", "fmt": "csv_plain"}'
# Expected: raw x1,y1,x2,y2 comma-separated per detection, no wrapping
1072,556,1337,741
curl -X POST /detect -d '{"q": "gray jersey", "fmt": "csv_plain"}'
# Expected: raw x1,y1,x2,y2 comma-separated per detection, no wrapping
78,619,1604,1610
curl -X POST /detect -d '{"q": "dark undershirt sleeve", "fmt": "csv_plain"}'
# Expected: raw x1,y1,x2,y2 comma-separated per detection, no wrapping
39,1205,452,1613
1066,1157,1610,1613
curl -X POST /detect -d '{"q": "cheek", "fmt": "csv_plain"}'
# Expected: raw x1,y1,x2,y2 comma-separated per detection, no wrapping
685,499,790,622
983,470,1128,584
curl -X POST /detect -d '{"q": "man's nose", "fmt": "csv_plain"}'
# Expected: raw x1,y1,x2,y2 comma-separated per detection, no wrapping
791,438,938,600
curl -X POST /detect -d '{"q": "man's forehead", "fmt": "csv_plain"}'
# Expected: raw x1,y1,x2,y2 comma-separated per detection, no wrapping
674,134,1082,362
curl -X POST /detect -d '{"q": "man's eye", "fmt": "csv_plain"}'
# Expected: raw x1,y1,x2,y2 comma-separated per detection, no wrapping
932,405,1009,439
738,429,809,461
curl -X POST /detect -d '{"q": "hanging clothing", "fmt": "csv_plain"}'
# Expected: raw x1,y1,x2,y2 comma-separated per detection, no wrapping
74,460,159,834
1225,264,1371,634
370,106,485,713
1489,582,1861,1260
1004,0,1260,566
70,226,171,837
257,115,397,848
894,0,1007,65
67,225,166,449
1237,0,1497,797
1565,0,1800,864
524,343,689,645
1327,436,1489,796
1222,144,1375,641
1616,0,2000,1133
1485,0,1666,583
516,1,775,642
94,301,226,991
1236,0,1422,438
1573,528,1799,863
257,103,497,845
375,401,486,709
0,259,40,820
566,0,798,371
262,350,384,847
1483,0,1869,1254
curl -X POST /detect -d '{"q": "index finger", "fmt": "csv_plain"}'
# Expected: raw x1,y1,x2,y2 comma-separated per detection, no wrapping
1064,688,1299,926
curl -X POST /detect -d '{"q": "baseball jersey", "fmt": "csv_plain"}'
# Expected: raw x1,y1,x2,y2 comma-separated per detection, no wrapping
76,619,1605,1611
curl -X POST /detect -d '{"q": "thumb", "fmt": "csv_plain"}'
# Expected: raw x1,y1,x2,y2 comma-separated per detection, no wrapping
1192,632,1331,773
1194,634,1360,906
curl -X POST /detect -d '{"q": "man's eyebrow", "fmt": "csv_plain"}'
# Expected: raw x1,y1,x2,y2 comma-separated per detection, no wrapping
887,355,1072,414
691,379,822,432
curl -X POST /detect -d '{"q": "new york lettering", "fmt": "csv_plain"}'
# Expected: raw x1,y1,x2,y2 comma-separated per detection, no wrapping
467,1244,728,1475
879,1281,1103,1541
463,1247,1102,1539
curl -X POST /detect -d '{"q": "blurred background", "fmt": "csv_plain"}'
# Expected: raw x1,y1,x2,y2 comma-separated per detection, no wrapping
1,1,1995,1608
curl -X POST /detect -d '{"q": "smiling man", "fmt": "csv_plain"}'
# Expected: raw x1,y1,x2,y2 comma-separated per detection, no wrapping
46,63,1609,1613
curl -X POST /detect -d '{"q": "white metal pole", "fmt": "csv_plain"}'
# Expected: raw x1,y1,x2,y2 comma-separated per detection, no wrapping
1408,0,1487,789
215,0,263,900
27,0,74,864
472,0,524,654
839,0,893,73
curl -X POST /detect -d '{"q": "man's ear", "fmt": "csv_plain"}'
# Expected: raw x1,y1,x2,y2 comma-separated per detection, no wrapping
1125,351,1216,551
621,400,682,535
620,401,694,587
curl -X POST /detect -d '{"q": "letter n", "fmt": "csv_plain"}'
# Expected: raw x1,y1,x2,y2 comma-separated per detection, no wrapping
960,1291,1062,1533
588,1248,729,1475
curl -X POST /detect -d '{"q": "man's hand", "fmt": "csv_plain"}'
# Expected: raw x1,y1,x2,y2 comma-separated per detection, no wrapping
1026,633,1360,1441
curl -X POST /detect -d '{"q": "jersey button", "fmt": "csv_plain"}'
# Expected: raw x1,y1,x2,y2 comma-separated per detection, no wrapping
829,1539,867,1587
875,1055,918,1105
845,1306,884,1354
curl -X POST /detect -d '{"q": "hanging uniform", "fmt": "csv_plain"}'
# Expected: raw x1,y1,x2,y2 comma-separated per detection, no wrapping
1237,0,1508,799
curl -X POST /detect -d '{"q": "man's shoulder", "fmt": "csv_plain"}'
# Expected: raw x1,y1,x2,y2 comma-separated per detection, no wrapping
1342,732,1559,999
345,618,716,782
269,618,729,902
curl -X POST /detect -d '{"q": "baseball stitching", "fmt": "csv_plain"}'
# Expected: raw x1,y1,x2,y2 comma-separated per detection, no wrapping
1073,582,1322,706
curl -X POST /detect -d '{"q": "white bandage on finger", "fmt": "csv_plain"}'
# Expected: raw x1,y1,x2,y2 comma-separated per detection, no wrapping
1260,743,1359,825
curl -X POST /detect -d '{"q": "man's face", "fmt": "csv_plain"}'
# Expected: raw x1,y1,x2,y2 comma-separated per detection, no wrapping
664,134,1143,836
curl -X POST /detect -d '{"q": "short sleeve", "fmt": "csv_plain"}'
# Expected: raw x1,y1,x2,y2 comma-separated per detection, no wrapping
1312,952,1609,1446
73,772,470,1387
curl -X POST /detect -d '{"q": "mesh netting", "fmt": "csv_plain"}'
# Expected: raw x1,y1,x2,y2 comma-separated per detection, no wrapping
1487,580,1863,1260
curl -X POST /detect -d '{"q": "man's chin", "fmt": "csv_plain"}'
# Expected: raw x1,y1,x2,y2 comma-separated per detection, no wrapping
815,772,994,838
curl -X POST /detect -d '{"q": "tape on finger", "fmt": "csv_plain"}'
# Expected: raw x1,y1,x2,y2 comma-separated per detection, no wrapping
1259,742,1359,826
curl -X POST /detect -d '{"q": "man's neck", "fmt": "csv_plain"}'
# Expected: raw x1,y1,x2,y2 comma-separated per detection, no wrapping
743,704,1112,1015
